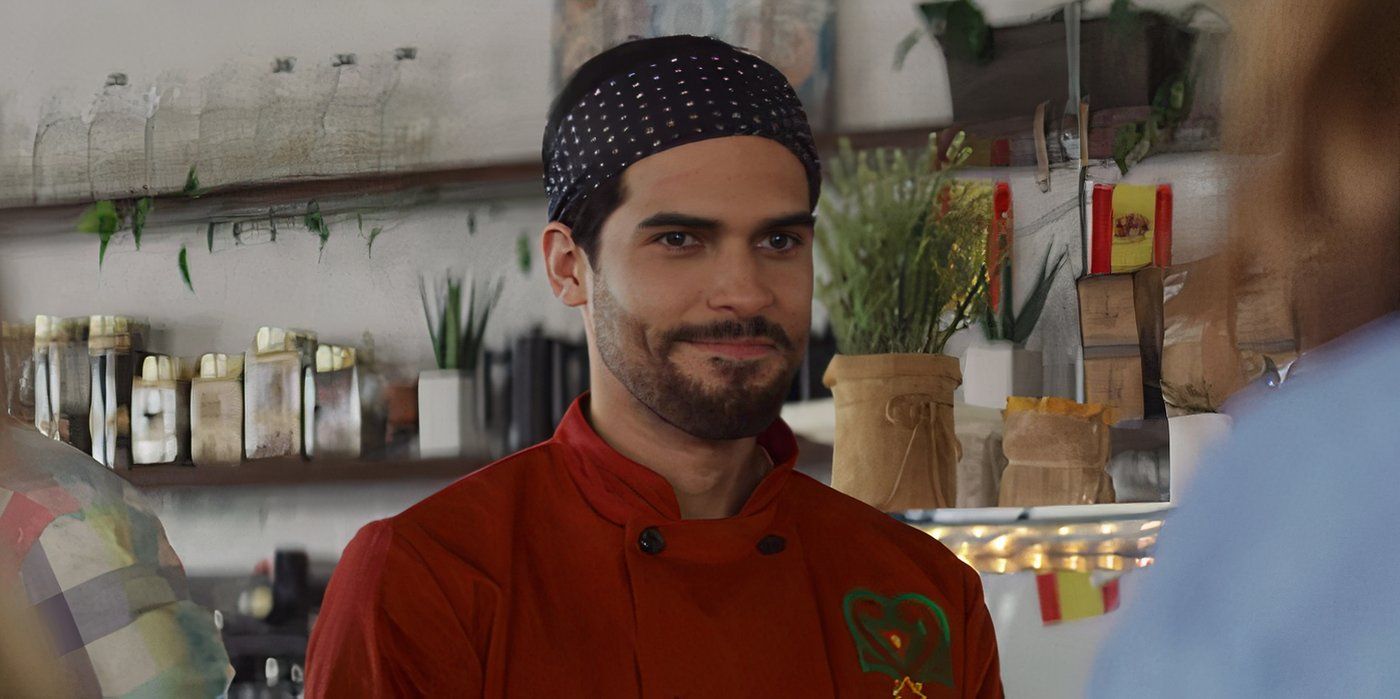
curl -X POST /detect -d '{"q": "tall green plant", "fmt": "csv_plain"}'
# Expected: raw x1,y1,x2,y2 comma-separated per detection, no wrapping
420,273,503,371
983,245,1068,345
817,133,990,356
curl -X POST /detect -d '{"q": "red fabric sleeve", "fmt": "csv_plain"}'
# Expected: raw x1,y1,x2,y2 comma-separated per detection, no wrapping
305,520,483,698
962,568,1005,698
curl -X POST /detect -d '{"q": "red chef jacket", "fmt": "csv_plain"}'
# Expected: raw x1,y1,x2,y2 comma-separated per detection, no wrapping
306,395,1002,697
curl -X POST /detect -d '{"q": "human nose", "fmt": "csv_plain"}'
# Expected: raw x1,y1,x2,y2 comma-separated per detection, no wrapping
705,247,775,317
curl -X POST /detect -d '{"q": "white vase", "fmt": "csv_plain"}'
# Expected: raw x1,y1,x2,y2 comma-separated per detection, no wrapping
417,369,488,459
1168,413,1233,503
961,342,1043,410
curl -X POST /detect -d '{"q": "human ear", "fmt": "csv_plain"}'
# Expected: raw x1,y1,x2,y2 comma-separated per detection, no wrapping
543,222,589,308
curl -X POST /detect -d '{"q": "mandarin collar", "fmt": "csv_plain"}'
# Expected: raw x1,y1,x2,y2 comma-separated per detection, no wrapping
551,393,800,526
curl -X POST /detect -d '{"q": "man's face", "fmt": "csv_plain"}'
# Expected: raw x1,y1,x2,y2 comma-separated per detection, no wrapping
585,136,814,440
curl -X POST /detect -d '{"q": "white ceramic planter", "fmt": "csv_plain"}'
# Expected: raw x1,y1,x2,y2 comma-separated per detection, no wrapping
417,369,488,459
962,342,1043,410
1168,413,1233,503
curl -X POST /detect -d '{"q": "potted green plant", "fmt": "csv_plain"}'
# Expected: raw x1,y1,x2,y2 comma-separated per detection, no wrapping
817,133,988,511
963,235,1067,409
896,0,1200,126
418,273,502,459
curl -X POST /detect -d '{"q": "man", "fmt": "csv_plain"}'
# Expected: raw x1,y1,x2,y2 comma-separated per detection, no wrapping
307,35,1001,697
0,378,232,696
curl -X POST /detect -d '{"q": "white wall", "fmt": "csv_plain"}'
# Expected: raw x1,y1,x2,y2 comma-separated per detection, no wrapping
1,4,1227,694
0,0,555,204
0,196,580,371
0,0,1233,556
0,0,961,205
148,478,453,575
0,0,969,369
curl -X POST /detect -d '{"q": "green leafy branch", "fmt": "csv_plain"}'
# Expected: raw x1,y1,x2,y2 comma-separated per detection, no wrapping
816,132,991,356
77,196,155,267
181,165,204,197
75,163,405,292
1111,72,1194,174
304,201,331,259
896,0,992,70
1107,0,1228,173
178,246,194,293
357,213,384,258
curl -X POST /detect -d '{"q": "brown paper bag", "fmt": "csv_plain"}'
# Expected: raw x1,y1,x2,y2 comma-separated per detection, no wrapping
823,354,962,511
998,408,1115,507
1162,258,1246,414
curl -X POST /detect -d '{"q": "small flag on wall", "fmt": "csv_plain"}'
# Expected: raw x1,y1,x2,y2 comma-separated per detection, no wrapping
1088,183,1173,275
987,181,1013,313
1036,570,1121,625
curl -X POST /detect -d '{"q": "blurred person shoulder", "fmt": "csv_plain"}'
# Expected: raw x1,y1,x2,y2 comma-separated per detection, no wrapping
1090,315,1400,698
0,416,232,698
0,416,158,524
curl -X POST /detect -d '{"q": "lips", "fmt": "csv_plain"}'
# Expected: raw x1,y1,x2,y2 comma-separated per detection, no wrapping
683,339,777,360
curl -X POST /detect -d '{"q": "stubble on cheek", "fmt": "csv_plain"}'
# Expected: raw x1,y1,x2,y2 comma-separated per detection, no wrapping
589,274,801,440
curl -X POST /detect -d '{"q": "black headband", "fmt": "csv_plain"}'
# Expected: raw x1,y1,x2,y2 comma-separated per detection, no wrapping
544,39,822,223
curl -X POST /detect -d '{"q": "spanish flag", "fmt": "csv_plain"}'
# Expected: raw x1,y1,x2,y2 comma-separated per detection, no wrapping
1088,182,1173,274
1036,571,1121,625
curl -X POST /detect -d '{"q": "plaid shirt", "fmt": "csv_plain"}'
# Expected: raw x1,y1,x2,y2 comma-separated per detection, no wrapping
0,417,232,697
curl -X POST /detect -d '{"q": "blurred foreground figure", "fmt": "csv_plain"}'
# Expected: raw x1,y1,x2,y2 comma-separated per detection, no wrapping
0,413,232,697
1091,0,1399,696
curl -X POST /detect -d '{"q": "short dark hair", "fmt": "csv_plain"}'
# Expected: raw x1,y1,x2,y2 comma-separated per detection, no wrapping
561,174,623,267
544,35,735,266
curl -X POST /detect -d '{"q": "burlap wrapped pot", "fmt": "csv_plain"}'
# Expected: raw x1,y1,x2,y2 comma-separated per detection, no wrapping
822,354,962,511
998,409,1116,507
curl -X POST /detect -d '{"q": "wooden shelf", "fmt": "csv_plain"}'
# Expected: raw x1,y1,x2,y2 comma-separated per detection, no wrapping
0,160,545,238
0,124,974,238
117,454,491,488
0,115,1217,239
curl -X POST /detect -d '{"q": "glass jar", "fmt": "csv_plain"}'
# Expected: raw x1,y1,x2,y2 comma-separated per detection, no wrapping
191,353,244,466
243,327,316,460
131,355,193,465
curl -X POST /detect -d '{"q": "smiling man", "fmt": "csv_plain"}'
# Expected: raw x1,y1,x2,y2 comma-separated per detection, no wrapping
306,35,1001,697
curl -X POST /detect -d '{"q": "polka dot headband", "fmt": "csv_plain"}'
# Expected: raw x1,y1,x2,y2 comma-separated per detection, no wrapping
543,38,822,223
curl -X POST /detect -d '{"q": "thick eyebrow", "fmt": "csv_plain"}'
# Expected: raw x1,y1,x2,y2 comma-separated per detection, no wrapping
759,212,817,231
635,212,720,231
634,211,816,232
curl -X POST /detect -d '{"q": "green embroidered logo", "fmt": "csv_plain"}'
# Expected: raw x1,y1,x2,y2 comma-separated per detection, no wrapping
842,588,954,695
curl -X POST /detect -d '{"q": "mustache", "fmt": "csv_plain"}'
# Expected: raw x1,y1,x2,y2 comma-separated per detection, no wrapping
663,317,795,352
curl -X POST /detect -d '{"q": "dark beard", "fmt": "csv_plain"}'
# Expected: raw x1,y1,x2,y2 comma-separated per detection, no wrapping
591,275,803,440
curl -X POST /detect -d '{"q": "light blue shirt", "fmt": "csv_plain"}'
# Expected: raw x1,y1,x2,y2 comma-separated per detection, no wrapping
1090,313,1400,698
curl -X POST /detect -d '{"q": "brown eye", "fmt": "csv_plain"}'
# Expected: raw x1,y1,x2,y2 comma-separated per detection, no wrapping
661,232,692,247
761,233,800,251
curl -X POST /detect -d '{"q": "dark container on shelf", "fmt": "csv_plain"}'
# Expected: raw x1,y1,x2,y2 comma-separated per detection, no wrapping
940,16,1194,124
37,317,94,452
